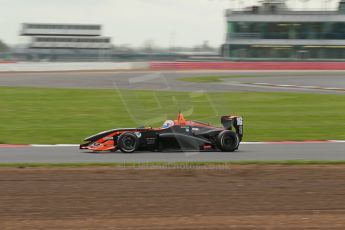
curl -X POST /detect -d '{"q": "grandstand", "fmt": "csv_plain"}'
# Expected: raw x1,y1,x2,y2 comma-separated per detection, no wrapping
30,36,111,49
223,0,345,60
21,23,101,37
18,23,112,61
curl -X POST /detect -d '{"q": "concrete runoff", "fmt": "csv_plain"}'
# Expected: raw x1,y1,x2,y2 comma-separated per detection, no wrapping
0,142,344,163
0,71,344,94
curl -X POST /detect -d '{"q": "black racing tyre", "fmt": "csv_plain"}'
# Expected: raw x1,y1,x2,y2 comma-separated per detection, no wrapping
217,130,239,152
117,132,139,153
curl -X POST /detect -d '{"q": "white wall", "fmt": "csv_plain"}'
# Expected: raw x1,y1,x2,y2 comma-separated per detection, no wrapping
0,62,150,72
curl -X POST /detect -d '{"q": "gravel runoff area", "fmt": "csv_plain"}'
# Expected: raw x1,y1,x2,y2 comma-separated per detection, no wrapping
2,165,345,229
0,70,344,94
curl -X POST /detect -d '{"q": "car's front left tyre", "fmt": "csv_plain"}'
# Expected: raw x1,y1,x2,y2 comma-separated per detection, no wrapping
117,132,139,153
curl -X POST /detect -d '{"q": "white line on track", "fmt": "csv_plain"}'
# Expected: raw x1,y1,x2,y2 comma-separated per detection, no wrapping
1,141,345,148
26,141,345,147
246,82,344,91
30,144,80,147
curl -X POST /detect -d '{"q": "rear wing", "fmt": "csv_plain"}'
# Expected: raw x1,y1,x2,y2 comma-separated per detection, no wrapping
221,116,243,139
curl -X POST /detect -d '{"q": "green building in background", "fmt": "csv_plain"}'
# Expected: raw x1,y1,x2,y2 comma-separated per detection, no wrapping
223,0,345,60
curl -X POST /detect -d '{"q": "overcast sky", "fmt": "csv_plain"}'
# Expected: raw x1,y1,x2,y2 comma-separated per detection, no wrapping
0,0,340,47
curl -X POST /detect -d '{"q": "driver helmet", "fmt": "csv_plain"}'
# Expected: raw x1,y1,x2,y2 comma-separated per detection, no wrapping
162,120,174,129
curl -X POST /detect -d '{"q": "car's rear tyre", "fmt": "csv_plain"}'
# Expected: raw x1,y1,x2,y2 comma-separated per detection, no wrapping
217,130,239,152
118,132,139,153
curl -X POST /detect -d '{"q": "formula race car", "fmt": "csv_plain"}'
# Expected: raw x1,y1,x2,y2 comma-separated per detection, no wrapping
80,113,243,153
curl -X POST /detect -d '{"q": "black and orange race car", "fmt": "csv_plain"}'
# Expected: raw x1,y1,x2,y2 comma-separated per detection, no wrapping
80,113,243,153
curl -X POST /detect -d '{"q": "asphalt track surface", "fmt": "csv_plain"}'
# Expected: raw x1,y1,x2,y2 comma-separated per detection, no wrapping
0,70,344,94
0,143,344,163
0,70,344,162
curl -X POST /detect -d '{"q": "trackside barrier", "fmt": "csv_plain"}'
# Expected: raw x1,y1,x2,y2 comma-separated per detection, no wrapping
150,62,345,71
0,62,150,72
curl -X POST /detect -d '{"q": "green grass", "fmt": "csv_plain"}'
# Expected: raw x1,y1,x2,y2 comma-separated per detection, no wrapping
179,75,257,83
2,161,345,168
0,86,344,144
